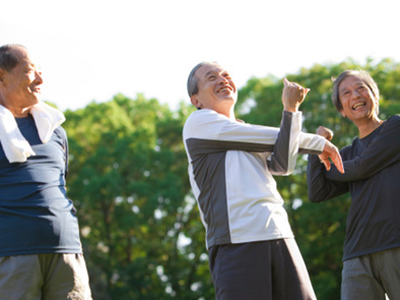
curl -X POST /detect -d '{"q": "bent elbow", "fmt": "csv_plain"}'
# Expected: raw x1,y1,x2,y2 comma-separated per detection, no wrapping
308,195,323,203
307,187,327,203
269,167,292,176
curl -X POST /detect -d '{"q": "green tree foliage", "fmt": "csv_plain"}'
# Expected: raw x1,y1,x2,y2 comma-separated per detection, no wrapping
63,95,214,299
237,57,400,300
62,58,400,299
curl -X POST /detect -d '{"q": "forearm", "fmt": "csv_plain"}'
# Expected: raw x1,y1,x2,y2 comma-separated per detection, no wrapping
307,155,348,202
268,111,302,175
298,132,326,155
325,152,400,182
325,118,400,182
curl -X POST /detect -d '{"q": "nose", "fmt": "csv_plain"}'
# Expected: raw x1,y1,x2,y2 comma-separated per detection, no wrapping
35,70,43,85
218,75,229,85
352,87,363,98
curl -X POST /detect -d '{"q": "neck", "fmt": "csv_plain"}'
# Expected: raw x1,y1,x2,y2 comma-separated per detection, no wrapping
356,116,383,139
0,98,32,118
218,102,236,119
1,104,31,118
13,110,31,118
7,105,31,118
220,107,235,119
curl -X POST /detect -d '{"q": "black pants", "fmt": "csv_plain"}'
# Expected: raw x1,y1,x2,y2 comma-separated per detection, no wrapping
209,239,316,300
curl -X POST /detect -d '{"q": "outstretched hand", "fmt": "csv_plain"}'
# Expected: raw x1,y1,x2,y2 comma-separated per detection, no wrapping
316,127,344,173
282,78,310,112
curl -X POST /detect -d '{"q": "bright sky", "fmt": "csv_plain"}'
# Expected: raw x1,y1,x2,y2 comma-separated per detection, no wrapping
2,0,399,111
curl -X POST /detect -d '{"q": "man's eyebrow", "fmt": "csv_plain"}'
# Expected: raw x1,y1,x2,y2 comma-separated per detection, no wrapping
204,70,215,77
339,86,349,93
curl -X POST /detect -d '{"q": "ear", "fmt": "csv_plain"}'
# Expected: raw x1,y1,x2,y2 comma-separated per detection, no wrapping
340,109,346,118
190,95,201,109
0,69,5,84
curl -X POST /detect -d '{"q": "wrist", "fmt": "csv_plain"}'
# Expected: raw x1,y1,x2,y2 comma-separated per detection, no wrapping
283,107,298,113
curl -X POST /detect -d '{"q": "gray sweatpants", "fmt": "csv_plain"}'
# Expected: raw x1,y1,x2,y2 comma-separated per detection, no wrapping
342,247,400,300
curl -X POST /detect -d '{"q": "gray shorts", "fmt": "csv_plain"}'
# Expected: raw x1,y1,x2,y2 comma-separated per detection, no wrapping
209,238,316,300
0,253,92,300
342,247,400,300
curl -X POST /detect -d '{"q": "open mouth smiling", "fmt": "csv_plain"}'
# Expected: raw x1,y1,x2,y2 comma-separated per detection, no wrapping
352,102,366,110
217,86,232,93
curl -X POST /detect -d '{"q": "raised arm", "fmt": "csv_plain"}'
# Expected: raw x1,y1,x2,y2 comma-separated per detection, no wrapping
277,79,343,173
183,80,343,176
267,79,309,175
268,79,344,174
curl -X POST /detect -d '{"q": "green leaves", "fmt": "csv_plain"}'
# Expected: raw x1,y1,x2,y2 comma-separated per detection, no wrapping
237,57,400,300
63,57,400,299
64,95,211,299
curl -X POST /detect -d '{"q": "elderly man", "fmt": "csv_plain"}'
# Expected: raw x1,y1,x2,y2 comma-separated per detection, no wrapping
183,61,343,300
0,44,92,299
307,70,400,300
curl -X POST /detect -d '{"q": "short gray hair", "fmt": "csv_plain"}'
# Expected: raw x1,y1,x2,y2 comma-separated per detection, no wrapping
187,61,217,97
0,44,26,72
332,70,380,114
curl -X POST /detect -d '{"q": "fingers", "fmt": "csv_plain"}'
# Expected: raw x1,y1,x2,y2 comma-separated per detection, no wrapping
316,126,334,141
320,157,331,171
284,78,309,93
331,147,344,173
282,78,310,112
283,78,289,87
321,141,344,173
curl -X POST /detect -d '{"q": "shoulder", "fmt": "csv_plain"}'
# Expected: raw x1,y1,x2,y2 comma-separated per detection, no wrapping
385,114,400,125
378,114,400,133
53,126,68,142
185,109,222,123
183,109,249,142
184,109,228,131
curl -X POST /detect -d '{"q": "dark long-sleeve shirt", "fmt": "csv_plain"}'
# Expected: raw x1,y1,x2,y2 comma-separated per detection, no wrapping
307,115,400,261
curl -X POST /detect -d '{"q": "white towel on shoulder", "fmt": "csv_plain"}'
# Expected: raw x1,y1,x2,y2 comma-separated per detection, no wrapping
0,102,66,163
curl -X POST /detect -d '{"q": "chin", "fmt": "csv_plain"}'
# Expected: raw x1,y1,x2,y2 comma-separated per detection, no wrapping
24,98,41,108
32,95,41,103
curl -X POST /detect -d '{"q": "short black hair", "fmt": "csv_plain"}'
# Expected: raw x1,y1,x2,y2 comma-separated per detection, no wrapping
0,44,26,72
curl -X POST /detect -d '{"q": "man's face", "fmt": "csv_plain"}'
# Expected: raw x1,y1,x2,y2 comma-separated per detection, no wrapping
191,63,237,115
338,75,378,122
0,46,43,110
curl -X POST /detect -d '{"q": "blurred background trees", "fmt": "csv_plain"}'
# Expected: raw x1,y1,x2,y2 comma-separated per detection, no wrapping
61,58,400,299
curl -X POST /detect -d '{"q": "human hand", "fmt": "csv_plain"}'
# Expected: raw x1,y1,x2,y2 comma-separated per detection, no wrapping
282,78,310,112
316,126,333,141
319,140,344,173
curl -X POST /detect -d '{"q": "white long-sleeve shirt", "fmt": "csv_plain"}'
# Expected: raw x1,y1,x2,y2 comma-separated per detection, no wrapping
183,109,325,249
